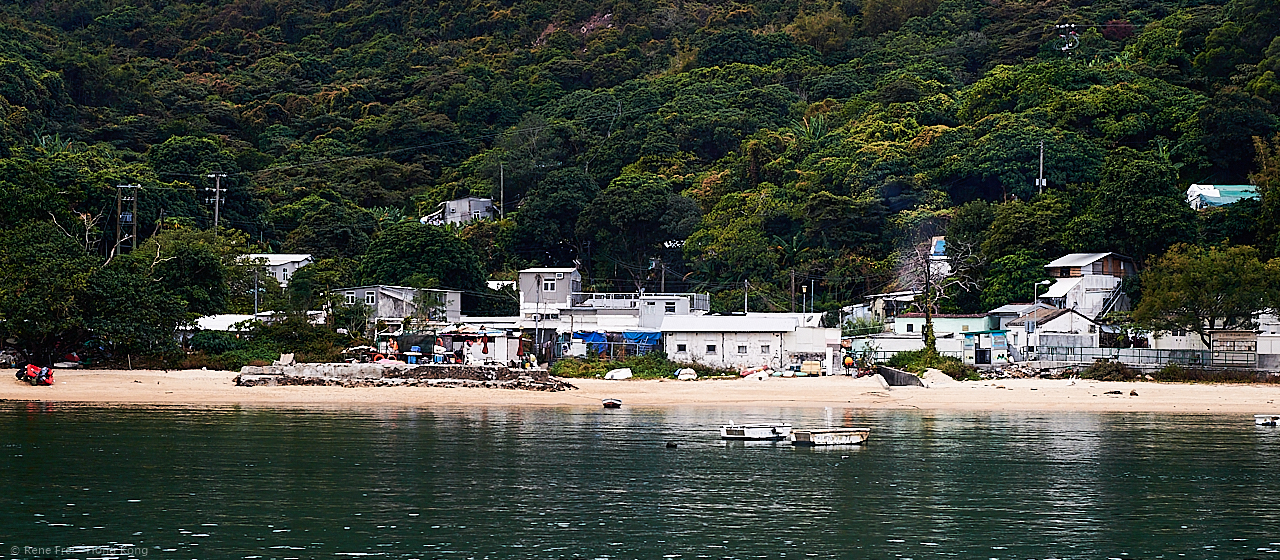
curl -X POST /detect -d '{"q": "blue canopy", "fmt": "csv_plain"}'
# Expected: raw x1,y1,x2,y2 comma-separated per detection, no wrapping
623,332,661,346
573,331,607,343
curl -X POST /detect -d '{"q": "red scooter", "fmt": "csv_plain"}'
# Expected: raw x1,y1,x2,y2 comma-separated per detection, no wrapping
15,364,54,386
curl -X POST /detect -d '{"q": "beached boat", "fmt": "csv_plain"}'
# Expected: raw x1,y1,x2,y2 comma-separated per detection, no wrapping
790,428,870,446
602,398,622,409
720,423,792,440
1256,414,1279,426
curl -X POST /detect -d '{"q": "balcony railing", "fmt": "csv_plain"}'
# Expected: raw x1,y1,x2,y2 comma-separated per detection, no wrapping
571,292,711,312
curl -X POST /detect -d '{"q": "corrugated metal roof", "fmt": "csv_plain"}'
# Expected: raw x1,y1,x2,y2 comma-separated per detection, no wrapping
659,315,798,333
247,253,312,266
1044,253,1132,268
988,303,1037,314
1040,277,1083,299
1003,308,1095,326
519,267,578,273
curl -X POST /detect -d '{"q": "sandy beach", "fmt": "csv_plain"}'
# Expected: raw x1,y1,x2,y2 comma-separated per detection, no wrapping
3,368,1280,413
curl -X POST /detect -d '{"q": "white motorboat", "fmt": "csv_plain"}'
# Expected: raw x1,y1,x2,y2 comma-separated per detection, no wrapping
720,423,792,440
1256,414,1279,426
790,427,871,446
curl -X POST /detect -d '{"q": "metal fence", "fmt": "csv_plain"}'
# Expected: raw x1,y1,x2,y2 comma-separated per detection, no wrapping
1034,347,1257,368
556,341,658,360
865,350,963,364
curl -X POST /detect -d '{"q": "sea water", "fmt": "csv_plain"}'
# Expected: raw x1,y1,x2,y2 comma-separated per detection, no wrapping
2,402,1279,559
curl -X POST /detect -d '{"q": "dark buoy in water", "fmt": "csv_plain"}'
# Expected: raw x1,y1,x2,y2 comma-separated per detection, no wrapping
666,442,678,448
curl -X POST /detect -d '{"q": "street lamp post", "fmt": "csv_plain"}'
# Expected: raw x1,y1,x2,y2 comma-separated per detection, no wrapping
1033,279,1053,305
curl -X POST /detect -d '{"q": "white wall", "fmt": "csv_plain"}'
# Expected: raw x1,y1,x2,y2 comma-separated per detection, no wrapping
665,331,785,369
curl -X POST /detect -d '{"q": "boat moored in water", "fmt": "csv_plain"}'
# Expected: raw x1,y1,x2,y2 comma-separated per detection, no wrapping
720,423,792,440
790,427,871,446
1256,414,1279,426
602,398,622,408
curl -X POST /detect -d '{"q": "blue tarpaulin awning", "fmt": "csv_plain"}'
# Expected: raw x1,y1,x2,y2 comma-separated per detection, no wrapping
572,331,607,343
623,332,661,346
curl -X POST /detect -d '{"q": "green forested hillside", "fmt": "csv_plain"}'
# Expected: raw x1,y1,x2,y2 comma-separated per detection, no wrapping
1,0,1279,360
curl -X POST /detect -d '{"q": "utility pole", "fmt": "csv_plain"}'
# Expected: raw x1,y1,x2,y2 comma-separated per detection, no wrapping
114,184,140,253
790,271,796,313
1036,141,1046,195
499,161,505,219
206,173,227,235
743,280,748,314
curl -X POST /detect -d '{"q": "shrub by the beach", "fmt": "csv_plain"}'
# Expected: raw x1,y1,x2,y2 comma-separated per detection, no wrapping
886,350,977,379
189,330,245,354
1151,365,1280,383
551,352,735,379
1081,361,1138,381
181,316,346,370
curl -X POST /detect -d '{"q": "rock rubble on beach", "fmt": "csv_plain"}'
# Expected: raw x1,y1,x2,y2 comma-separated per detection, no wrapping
235,363,577,391
980,364,1083,380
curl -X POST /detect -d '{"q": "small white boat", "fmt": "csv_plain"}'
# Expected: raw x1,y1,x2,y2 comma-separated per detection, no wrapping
602,398,622,409
790,428,871,446
720,423,792,440
1255,414,1279,426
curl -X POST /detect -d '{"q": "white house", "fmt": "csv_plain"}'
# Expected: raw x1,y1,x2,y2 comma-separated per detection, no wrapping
515,266,709,333
1005,308,1100,354
421,197,496,226
660,314,839,371
892,313,988,336
986,302,1052,331
334,285,462,331
246,253,313,284
1038,253,1135,320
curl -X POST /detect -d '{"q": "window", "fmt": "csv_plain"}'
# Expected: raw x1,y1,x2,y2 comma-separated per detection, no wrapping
665,302,676,314
761,345,770,354
706,344,717,354
737,345,748,354
345,291,356,305
961,325,969,332
543,280,556,292
676,344,687,352
555,272,564,279
365,291,376,305
906,324,914,332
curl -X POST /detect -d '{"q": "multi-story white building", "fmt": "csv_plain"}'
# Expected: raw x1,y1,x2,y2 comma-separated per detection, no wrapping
421,197,497,226
246,253,313,285
1037,253,1135,320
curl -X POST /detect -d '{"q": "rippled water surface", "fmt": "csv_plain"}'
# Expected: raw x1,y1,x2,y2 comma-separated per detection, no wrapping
3,403,1280,559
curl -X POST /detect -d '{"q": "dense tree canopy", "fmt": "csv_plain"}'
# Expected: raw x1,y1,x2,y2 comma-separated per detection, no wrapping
1,0,1279,361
